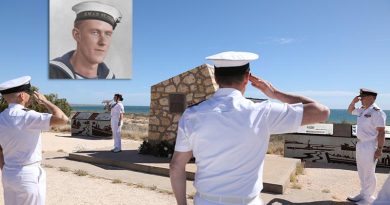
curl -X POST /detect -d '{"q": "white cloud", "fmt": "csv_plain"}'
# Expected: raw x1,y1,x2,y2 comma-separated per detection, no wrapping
256,37,297,45
274,37,295,45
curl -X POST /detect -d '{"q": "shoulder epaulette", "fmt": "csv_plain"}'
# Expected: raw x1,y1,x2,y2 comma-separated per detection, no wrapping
188,100,205,108
22,108,30,112
246,97,267,103
373,107,381,111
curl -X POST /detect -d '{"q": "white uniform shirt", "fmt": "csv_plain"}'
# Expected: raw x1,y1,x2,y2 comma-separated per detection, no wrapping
0,103,52,167
110,102,124,121
352,103,386,142
175,88,303,197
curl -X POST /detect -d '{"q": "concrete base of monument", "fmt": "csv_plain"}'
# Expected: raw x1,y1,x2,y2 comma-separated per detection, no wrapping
68,143,300,194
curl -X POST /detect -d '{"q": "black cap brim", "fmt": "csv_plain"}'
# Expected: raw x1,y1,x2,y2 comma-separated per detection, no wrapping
0,83,31,95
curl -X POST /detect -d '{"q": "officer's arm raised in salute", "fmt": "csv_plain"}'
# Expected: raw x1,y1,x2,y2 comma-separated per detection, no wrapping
249,74,330,125
347,96,360,114
33,91,69,126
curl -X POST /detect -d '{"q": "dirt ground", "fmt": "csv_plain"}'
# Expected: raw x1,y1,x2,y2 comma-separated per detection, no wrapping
0,131,388,204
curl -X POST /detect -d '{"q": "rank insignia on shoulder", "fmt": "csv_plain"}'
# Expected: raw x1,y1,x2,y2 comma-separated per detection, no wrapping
364,114,372,118
373,107,380,111
22,108,30,112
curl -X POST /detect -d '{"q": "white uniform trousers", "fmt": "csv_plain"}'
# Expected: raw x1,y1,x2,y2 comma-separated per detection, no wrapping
373,174,390,205
194,193,262,205
2,164,46,205
356,140,377,199
111,119,122,150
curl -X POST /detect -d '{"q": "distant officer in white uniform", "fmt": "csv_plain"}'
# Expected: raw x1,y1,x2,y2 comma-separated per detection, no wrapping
0,76,69,205
169,51,330,205
110,93,124,153
347,89,387,205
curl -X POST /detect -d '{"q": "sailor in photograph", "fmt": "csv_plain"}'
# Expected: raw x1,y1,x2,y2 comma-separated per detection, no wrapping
0,76,68,204
49,1,122,79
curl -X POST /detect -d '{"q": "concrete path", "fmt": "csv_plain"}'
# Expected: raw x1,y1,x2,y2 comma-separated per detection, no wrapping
42,151,360,204
67,143,300,194
43,151,196,196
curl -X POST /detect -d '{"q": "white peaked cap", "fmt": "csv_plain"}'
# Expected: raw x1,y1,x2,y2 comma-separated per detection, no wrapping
206,51,259,67
0,76,32,95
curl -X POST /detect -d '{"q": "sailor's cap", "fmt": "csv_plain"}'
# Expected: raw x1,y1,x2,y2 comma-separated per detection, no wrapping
206,51,259,76
0,76,32,95
72,1,122,29
359,88,378,97
206,51,259,68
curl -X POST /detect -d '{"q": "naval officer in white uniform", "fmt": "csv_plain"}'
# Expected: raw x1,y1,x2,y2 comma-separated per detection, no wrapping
0,76,69,205
169,51,330,205
347,89,386,205
110,93,124,153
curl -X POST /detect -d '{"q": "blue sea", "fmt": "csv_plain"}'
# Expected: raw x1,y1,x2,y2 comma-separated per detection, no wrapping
328,109,390,125
71,105,149,115
71,106,390,125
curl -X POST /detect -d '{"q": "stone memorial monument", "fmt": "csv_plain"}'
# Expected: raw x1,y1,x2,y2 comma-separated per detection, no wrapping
148,64,218,145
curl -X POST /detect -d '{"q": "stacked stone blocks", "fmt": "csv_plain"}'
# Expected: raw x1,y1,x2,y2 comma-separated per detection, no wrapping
148,64,218,144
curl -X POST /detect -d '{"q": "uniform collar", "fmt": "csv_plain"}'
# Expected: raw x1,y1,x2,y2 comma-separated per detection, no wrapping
60,50,110,79
8,103,25,110
214,88,243,97
371,103,380,110
363,103,380,110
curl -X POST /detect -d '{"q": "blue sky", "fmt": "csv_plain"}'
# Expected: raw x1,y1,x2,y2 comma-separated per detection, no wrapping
0,0,389,109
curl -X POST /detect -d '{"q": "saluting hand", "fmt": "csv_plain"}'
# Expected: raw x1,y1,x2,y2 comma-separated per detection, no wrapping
352,96,360,104
32,91,48,105
249,74,278,99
